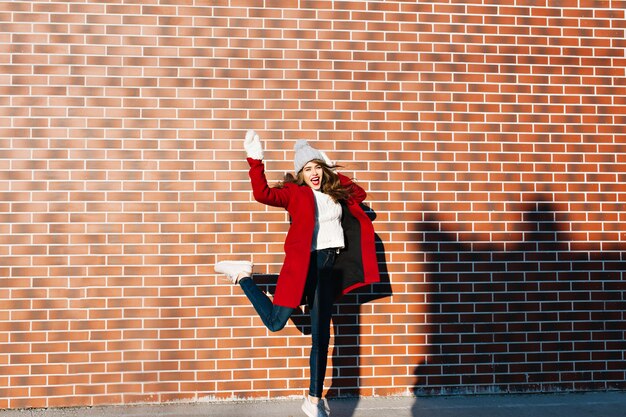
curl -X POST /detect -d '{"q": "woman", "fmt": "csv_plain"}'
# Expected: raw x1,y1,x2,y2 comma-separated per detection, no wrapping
215,130,380,417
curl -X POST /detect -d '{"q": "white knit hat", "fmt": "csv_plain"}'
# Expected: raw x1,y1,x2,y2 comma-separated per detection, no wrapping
293,140,325,173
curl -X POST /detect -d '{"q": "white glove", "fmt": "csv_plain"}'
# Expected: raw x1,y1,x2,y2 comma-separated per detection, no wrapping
244,129,264,160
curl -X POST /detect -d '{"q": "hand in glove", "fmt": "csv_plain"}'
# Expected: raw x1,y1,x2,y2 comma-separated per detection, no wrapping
244,129,264,160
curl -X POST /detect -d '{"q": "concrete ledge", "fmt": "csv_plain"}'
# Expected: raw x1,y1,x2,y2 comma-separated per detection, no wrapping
1,391,625,417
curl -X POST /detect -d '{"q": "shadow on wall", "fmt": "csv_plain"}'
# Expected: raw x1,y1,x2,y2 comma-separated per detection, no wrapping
411,199,626,406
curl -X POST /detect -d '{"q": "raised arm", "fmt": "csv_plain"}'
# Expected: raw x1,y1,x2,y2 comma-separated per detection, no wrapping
244,130,292,209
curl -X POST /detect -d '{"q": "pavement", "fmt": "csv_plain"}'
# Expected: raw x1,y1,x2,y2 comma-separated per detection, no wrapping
1,391,625,417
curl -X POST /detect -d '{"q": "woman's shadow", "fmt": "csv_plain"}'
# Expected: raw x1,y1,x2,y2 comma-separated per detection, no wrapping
410,200,626,415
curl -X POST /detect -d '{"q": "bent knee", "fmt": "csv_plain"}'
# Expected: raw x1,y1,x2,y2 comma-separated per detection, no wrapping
267,322,287,332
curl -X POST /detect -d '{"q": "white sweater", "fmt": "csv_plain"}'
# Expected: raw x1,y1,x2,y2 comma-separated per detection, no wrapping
311,190,345,251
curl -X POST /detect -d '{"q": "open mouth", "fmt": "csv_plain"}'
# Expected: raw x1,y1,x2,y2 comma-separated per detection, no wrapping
310,176,320,187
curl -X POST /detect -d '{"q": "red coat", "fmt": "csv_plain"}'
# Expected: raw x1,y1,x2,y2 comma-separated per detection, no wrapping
248,158,380,308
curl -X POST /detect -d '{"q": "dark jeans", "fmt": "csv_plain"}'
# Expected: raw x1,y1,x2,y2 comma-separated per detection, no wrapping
239,249,337,398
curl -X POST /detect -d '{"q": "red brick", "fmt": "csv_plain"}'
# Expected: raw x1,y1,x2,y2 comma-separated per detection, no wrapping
1,1,625,408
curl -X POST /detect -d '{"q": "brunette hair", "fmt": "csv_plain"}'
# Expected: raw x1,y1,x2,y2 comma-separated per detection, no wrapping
277,160,351,203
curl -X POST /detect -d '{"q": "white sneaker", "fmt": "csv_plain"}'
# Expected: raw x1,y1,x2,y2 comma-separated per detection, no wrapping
301,396,330,417
214,261,253,284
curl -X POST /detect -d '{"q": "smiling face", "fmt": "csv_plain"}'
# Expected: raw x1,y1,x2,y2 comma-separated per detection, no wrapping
302,160,324,190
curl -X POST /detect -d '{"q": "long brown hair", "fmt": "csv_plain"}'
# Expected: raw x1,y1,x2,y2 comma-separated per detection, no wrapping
277,159,351,203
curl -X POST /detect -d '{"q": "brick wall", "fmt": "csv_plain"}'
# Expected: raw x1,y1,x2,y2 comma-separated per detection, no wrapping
1,0,625,410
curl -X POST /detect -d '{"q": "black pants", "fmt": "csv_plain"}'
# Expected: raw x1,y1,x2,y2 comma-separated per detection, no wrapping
239,249,337,398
